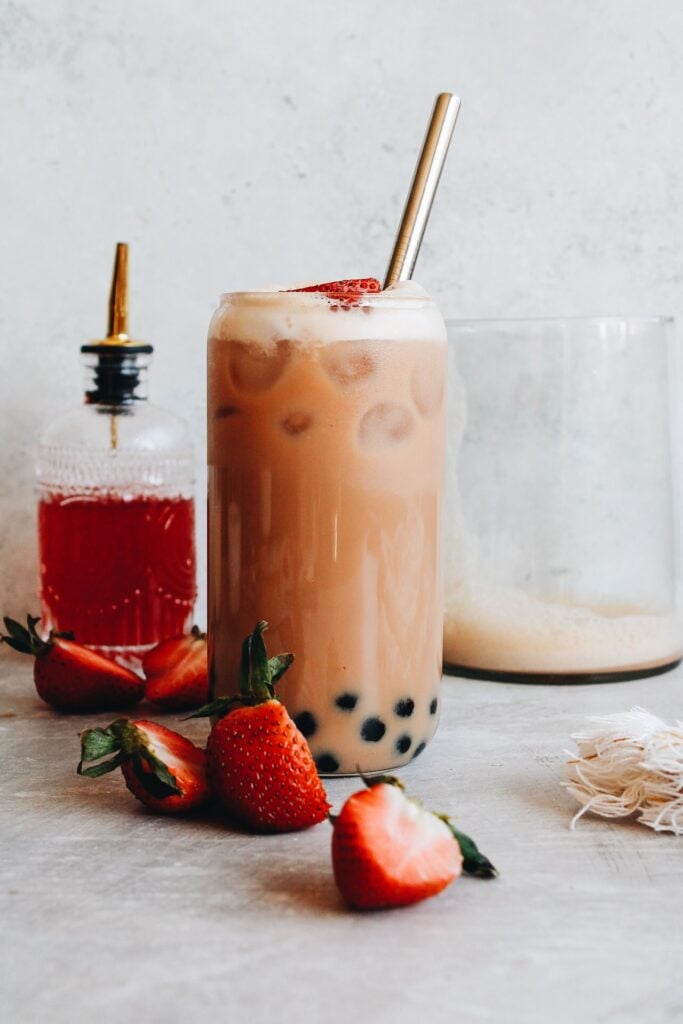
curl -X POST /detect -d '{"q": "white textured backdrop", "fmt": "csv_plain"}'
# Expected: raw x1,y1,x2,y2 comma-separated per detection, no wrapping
1,0,683,622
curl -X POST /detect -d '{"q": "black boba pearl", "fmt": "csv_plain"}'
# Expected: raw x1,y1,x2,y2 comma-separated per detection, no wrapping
412,741,427,760
315,753,340,773
335,692,359,712
394,698,415,718
293,711,317,739
395,734,412,754
360,717,386,742
429,698,438,715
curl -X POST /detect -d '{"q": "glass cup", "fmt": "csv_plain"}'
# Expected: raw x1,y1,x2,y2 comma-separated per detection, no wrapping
207,286,447,773
444,316,682,683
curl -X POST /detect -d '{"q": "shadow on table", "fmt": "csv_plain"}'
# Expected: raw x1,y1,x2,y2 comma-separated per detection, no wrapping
250,862,348,916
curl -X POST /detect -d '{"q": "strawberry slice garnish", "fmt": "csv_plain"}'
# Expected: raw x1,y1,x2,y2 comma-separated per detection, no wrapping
191,621,330,833
78,718,210,814
331,776,497,910
286,278,381,306
1,613,144,713
142,626,209,711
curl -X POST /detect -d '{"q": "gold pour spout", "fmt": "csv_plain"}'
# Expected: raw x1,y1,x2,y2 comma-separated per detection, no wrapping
93,242,140,346
107,242,129,341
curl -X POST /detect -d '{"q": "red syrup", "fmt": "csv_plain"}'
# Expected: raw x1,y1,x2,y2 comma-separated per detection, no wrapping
38,493,197,650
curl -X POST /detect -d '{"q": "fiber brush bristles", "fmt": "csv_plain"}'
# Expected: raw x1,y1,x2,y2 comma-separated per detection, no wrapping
563,707,683,834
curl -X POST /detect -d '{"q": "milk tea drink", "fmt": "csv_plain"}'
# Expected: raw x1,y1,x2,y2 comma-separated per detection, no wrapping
207,282,447,773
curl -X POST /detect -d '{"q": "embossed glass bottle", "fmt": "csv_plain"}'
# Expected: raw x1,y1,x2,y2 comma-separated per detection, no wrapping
36,244,197,664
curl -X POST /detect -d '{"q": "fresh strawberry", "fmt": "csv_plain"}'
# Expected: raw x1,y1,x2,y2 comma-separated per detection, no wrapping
191,621,330,833
78,718,210,814
287,278,381,305
1,614,144,713
142,626,209,711
331,776,497,910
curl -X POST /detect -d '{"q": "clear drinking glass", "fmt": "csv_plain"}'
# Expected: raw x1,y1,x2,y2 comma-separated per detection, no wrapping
207,286,447,773
444,317,682,683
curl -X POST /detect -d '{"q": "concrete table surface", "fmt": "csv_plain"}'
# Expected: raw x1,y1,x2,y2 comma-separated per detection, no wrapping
1,660,682,1024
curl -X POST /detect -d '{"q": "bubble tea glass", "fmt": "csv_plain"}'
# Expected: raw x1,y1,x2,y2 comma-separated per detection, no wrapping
207,285,447,773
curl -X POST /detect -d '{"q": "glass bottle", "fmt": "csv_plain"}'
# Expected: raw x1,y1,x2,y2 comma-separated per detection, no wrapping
444,316,682,683
37,243,197,666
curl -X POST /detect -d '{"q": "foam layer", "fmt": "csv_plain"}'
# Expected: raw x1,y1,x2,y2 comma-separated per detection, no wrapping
208,280,447,348
444,582,682,675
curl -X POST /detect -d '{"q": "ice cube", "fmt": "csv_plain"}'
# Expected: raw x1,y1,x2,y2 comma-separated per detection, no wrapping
320,342,376,387
281,411,313,436
358,403,414,448
229,339,291,393
411,362,444,418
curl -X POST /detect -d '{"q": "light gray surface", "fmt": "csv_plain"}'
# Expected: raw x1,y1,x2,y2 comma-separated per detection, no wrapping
3,0,683,623
1,660,682,1024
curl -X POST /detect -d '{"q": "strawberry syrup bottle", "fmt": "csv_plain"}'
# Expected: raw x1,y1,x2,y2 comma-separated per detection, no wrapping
37,243,197,666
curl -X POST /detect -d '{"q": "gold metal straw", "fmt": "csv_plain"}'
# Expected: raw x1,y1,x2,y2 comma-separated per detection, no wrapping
384,93,461,289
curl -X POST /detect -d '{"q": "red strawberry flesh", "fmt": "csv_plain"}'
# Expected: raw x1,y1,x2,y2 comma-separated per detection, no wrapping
192,620,329,833
143,627,209,711
36,637,144,713
286,278,381,306
331,782,463,910
78,718,210,814
206,698,330,833
1,613,144,713
120,720,209,813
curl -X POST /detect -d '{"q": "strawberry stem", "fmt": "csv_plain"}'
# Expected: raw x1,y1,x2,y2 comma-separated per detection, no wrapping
78,719,181,798
1,613,74,656
440,817,498,879
361,772,405,790
191,621,294,721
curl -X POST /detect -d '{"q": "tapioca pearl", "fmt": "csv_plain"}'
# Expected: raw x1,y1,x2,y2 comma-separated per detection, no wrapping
293,711,317,739
429,698,438,715
360,717,386,742
395,734,412,755
412,741,427,760
335,692,359,712
394,698,415,718
315,753,340,774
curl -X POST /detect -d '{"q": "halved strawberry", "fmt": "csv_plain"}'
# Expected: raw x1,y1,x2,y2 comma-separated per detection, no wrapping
191,621,330,833
331,776,497,910
142,626,209,711
78,718,210,814
286,278,381,305
1,614,144,713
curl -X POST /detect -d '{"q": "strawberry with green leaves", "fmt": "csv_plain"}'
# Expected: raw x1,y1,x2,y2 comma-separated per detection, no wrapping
1,614,144,713
78,718,210,814
142,626,209,711
331,776,497,910
192,621,330,833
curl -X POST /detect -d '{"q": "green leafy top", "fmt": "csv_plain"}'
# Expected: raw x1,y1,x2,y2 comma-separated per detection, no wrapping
190,621,293,720
0,614,73,656
78,719,180,799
